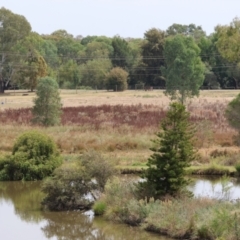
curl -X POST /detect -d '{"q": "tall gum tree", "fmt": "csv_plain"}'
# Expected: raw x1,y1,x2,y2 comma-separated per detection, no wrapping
0,7,31,92
215,18,240,88
20,49,48,91
166,23,206,42
162,34,205,104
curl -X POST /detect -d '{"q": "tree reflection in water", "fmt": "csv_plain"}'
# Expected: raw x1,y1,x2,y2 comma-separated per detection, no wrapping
0,181,169,240
42,211,107,240
0,181,44,223
41,210,164,240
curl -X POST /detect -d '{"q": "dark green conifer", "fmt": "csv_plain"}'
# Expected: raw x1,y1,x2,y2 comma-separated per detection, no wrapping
140,102,196,198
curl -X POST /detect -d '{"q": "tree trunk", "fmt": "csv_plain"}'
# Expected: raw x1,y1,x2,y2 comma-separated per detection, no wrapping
233,77,239,89
0,52,5,93
0,80,4,93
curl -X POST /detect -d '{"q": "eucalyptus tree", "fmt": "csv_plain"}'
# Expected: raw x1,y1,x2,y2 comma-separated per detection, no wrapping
215,18,240,88
49,30,84,64
0,7,31,92
58,60,81,89
18,49,48,91
79,59,112,89
162,34,205,104
166,23,206,41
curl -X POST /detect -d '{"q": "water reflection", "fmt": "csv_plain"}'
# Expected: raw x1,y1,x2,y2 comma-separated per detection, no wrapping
0,181,168,240
0,181,44,223
42,211,105,240
189,176,240,201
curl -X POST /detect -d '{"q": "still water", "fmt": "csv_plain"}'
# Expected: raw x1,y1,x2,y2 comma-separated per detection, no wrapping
1,177,240,240
189,176,240,201
0,181,169,240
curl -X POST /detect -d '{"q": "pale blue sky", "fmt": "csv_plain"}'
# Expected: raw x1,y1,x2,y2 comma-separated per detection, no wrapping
1,0,239,38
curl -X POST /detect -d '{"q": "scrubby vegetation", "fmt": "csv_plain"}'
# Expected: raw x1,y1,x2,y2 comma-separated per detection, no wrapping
41,150,116,211
0,131,62,180
95,177,240,240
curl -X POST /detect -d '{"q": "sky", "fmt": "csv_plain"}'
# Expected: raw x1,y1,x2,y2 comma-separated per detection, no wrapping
1,0,240,38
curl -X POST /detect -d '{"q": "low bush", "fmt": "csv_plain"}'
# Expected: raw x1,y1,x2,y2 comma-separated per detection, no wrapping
0,131,62,181
93,201,107,216
95,177,148,226
41,150,116,211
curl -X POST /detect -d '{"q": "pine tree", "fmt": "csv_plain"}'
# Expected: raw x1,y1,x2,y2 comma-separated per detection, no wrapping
32,77,62,126
140,102,196,198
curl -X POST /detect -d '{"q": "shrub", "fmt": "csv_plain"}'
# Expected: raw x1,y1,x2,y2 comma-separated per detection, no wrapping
93,201,107,216
41,150,116,211
0,131,62,181
0,156,13,181
95,177,148,225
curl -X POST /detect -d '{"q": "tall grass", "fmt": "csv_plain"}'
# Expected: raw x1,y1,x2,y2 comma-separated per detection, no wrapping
97,177,240,239
0,101,236,148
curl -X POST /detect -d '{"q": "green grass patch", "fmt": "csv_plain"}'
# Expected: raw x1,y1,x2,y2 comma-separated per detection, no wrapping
93,201,107,216
187,165,236,176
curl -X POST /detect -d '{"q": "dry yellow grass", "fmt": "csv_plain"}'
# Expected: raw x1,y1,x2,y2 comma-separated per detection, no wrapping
0,89,240,169
1,89,239,109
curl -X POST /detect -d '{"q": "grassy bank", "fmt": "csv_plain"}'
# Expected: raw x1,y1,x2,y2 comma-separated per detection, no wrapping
94,177,240,240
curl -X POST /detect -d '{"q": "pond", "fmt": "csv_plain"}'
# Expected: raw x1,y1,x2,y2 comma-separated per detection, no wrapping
1,176,240,240
0,181,169,240
189,176,240,201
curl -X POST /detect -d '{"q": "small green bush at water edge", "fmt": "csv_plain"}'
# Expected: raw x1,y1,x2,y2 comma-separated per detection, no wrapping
93,201,107,215
0,131,62,181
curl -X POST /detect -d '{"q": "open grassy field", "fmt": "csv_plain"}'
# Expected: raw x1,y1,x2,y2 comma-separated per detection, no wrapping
1,89,240,174
0,89,239,108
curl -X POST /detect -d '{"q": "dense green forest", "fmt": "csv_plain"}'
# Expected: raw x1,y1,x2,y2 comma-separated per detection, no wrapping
0,6,240,93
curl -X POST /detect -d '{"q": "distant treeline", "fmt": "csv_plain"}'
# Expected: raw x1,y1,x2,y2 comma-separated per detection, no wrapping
1,7,240,93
